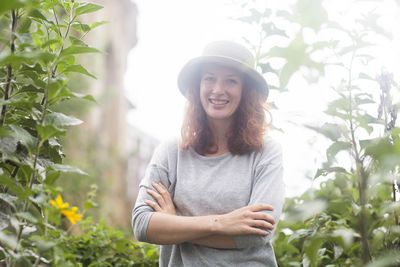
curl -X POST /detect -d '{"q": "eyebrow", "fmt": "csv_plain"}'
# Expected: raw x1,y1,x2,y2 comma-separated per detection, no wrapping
202,72,240,78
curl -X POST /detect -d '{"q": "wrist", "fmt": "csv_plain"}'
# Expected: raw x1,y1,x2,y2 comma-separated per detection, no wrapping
209,214,223,234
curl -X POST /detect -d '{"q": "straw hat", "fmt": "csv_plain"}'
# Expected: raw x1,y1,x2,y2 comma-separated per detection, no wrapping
177,40,269,100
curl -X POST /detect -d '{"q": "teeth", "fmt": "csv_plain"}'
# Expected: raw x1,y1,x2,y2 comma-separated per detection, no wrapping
209,99,229,105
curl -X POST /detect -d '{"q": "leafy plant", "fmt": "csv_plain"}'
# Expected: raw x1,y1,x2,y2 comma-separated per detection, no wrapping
0,1,159,266
236,0,400,266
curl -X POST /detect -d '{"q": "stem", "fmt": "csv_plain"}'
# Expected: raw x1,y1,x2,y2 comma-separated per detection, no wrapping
50,8,72,79
33,253,41,267
14,5,74,253
380,73,400,226
393,181,399,226
0,10,17,126
11,166,19,178
14,70,52,252
347,44,371,264
52,8,63,38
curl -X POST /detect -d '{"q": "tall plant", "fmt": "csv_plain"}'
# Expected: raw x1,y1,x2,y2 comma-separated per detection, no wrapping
235,0,400,265
0,1,160,266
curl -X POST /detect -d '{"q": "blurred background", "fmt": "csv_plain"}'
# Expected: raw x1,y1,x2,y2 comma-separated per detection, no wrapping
56,0,400,233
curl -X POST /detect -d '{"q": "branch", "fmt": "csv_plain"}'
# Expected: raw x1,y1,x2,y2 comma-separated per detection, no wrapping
347,43,371,264
0,10,17,126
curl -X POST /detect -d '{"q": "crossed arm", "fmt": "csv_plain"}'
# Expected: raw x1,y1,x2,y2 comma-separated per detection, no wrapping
143,182,276,249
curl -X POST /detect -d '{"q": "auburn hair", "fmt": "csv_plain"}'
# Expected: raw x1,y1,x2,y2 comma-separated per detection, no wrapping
180,75,271,155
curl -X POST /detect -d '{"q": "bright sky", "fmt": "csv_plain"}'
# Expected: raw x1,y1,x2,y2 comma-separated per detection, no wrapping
125,0,400,197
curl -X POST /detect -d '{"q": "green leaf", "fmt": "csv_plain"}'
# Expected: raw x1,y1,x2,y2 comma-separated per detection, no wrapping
314,167,348,178
69,36,87,46
89,20,109,30
44,172,60,185
0,175,28,199
0,137,18,155
36,124,66,144
288,228,314,242
0,0,38,14
365,251,400,267
44,112,83,127
50,164,88,175
75,3,103,16
0,127,13,137
286,200,326,221
258,62,278,75
333,245,343,259
331,228,359,248
0,193,17,210
0,51,56,66
293,0,328,30
31,236,56,253
62,64,96,79
261,22,288,38
10,125,36,155
326,141,351,162
305,236,325,265
70,92,97,103
28,9,48,21
305,123,342,141
359,72,375,81
0,98,27,106
16,211,37,223
71,22,91,33
267,32,324,89
0,232,17,249
61,45,101,56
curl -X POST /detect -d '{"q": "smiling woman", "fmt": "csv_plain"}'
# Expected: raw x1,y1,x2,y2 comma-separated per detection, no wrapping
132,40,285,267
199,65,243,125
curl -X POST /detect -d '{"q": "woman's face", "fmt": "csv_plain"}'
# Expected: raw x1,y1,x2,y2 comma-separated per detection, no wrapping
199,65,243,124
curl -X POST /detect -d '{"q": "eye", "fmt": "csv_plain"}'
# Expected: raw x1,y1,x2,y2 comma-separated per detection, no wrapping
227,78,238,84
203,75,215,82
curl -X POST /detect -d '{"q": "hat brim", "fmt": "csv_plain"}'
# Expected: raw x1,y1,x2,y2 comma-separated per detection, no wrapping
177,55,269,100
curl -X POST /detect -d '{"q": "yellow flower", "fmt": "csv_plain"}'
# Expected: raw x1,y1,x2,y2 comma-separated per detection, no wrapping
50,195,69,209
50,195,83,224
60,206,83,224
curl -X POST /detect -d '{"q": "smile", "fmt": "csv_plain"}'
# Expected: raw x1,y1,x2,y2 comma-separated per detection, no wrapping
209,98,229,105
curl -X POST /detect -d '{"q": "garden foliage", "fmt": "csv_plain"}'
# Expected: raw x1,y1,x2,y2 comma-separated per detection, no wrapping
0,0,158,266
236,0,400,266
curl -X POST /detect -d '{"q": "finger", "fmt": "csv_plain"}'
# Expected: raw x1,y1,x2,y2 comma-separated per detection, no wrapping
157,183,174,202
249,203,274,212
252,212,276,225
147,189,166,206
144,200,161,212
152,182,170,199
251,219,274,231
248,226,270,236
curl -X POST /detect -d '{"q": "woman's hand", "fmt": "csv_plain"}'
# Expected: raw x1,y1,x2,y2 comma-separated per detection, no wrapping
145,182,177,215
213,203,275,236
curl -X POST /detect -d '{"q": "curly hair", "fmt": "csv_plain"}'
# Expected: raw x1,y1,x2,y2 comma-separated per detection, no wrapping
180,76,271,155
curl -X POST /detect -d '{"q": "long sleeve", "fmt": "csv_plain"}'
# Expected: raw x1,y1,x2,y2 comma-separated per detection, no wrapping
234,140,285,249
132,140,178,242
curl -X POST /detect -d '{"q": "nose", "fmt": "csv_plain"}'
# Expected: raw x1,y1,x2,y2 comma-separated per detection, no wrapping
211,79,224,94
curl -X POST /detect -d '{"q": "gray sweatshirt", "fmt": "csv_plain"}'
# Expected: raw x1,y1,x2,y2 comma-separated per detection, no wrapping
132,138,285,267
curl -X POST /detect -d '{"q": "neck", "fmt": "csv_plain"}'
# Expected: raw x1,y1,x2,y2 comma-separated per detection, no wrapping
207,118,232,155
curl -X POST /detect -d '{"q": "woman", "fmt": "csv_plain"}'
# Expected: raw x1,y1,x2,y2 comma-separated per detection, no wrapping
132,40,285,266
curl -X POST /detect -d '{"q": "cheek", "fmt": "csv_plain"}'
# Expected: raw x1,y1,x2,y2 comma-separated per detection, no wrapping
199,85,208,106
233,87,243,104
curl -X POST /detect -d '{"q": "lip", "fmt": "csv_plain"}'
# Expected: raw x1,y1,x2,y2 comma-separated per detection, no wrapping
208,98,230,105
208,98,229,110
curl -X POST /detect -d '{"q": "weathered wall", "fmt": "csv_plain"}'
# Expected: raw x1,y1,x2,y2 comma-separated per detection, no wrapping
79,0,138,227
